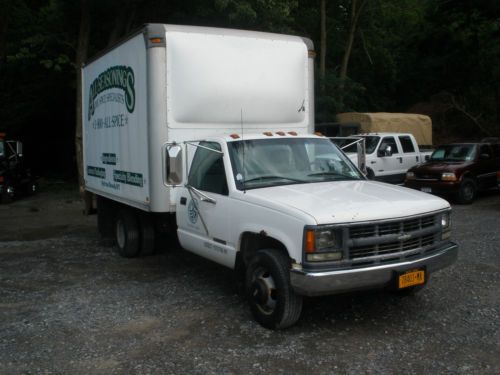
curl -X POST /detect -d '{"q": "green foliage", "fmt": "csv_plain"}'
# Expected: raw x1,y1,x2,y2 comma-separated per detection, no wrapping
0,0,498,176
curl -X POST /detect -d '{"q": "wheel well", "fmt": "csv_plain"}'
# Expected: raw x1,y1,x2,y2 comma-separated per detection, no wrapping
235,232,291,274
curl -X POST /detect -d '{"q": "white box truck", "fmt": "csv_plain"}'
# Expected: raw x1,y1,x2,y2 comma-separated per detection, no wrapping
83,24,458,329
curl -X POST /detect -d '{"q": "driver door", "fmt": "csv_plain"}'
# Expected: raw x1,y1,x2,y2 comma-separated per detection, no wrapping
176,141,236,268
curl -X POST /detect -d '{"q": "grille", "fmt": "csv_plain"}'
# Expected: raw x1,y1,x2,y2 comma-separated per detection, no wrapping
415,172,440,181
346,215,440,265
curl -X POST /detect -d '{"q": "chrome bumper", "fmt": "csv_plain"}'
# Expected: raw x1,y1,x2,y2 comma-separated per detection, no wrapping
290,242,458,296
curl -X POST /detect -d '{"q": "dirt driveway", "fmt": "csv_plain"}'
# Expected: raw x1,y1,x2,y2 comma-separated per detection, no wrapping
1,183,499,374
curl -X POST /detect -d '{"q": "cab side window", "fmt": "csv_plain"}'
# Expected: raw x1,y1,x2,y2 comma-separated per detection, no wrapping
188,142,228,195
379,136,400,154
398,136,415,153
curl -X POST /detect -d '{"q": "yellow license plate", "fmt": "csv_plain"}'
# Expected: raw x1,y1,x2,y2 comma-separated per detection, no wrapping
398,270,425,289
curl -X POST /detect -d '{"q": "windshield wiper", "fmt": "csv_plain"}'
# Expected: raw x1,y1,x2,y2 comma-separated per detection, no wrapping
244,175,305,184
307,171,358,180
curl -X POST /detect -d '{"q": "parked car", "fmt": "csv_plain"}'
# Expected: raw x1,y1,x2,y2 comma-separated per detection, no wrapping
404,142,500,204
339,132,433,183
0,133,36,203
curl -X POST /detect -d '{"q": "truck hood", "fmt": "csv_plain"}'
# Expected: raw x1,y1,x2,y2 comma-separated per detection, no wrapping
245,180,449,225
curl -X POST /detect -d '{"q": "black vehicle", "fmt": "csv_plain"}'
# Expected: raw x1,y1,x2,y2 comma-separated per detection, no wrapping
0,133,37,203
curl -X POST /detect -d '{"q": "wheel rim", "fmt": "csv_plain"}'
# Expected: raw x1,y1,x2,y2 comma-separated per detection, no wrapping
6,185,14,197
250,266,277,315
462,183,474,201
116,219,126,249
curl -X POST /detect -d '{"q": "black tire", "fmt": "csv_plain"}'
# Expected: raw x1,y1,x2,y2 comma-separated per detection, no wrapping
139,214,155,256
115,209,140,258
366,168,375,180
456,178,477,204
245,249,303,329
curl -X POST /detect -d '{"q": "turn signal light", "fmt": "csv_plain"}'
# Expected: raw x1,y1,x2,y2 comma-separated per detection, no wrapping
305,230,315,253
149,37,163,43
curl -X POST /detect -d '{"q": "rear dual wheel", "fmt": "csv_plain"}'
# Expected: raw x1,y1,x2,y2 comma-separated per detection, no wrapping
115,209,155,257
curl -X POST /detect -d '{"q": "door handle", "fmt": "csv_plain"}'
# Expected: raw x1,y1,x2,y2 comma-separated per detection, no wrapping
180,197,187,205
397,157,403,163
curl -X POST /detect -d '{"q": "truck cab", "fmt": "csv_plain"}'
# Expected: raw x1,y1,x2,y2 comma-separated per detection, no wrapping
169,132,457,329
343,133,432,183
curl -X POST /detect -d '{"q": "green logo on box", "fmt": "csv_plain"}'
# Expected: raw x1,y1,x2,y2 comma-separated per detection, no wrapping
88,65,135,120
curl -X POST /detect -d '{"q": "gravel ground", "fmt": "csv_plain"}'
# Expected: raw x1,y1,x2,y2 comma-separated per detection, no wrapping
0,184,499,374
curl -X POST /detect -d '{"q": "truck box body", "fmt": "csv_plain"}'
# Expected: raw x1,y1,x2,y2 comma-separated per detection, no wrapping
336,112,433,146
83,24,314,212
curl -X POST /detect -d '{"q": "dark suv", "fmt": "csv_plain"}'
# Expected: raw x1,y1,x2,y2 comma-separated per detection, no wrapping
404,142,500,204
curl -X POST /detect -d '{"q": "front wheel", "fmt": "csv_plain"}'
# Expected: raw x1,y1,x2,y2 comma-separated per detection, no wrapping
245,249,303,329
456,178,477,204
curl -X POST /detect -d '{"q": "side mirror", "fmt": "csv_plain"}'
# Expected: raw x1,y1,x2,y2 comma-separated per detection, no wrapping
166,144,183,185
378,145,392,157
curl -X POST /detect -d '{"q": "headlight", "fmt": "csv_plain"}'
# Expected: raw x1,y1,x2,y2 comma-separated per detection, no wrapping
441,212,451,229
441,212,451,240
304,227,343,262
441,172,457,181
315,230,336,249
406,171,415,180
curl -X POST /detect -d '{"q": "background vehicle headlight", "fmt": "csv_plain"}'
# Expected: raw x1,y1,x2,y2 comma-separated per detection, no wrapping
406,171,415,180
441,172,457,181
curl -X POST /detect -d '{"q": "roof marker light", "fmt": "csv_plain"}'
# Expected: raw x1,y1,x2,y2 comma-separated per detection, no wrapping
288,131,298,136
276,131,285,136
263,132,273,136
149,37,163,44
230,134,240,139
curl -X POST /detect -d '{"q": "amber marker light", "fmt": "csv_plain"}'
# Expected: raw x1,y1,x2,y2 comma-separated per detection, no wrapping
263,132,273,136
305,230,316,253
276,131,285,136
308,50,317,58
230,134,240,139
288,131,298,136
314,132,324,137
149,37,163,43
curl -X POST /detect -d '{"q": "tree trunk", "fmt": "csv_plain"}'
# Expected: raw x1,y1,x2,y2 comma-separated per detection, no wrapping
0,0,12,60
339,0,366,93
319,0,327,94
75,0,91,212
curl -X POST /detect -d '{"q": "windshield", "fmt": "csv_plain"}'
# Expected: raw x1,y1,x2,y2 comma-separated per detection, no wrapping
430,144,477,162
227,137,364,190
0,140,4,158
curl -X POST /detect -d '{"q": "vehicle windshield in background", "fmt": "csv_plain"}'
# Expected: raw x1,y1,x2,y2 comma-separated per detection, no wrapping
228,137,364,190
430,144,477,162
329,138,358,153
0,141,4,158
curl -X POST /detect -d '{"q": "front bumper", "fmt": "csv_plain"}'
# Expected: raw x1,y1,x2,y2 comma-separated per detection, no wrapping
290,242,458,296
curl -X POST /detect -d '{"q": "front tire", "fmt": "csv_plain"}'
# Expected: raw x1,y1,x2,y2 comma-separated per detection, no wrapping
115,209,140,258
456,178,477,204
245,249,303,329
